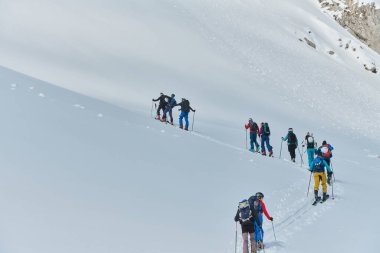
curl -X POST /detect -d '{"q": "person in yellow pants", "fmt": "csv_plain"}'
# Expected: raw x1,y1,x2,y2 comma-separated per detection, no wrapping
309,152,333,202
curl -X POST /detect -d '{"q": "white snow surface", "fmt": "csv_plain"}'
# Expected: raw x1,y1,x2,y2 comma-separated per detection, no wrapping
0,0,380,253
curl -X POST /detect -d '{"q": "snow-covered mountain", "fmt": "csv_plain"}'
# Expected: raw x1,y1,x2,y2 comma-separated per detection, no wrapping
0,1,379,253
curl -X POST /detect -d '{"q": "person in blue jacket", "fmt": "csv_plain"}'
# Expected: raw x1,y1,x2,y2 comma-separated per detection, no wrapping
161,94,177,124
318,140,334,185
309,152,333,202
281,128,298,162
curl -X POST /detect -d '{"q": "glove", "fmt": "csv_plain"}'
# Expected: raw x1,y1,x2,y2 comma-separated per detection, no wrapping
270,217,273,221
152,99,154,101
281,137,285,141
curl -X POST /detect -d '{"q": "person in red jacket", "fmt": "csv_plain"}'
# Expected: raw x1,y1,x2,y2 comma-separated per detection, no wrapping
245,118,260,152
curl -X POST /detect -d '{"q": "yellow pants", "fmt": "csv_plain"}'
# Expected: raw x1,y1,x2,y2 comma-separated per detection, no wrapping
314,172,327,193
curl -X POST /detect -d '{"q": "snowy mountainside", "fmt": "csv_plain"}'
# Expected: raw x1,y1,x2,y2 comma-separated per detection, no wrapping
0,0,380,142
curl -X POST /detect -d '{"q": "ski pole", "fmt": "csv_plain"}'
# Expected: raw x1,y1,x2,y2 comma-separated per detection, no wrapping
150,101,154,118
245,128,249,150
271,221,277,241
279,140,283,159
298,146,304,167
331,175,335,200
234,222,238,253
331,161,336,182
191,111,196,131
260,228,266,253
307,171,312,197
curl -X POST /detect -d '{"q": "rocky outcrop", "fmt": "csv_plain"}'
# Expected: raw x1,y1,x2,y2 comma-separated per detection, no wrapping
320,0,380,54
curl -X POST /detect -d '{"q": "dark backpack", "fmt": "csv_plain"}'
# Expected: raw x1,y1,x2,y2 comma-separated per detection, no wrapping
248,195,263,214
313,157,325,172
250,122,258,132
181,99,190,112
238,200,252,224
288,132,297,144
263,123,270,135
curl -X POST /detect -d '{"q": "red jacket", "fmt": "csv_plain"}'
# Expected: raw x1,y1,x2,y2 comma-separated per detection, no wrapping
245,122,258,133
259,200,271,220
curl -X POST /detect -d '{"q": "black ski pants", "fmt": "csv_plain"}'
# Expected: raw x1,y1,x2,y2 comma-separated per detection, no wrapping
288,144,297,160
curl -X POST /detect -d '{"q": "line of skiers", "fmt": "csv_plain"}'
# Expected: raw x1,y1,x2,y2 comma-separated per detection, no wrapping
281,129,335,203
152,92,196,131
245,119,273,157
235,192,273,253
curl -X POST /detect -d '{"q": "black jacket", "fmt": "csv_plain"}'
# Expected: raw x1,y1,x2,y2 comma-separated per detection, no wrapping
153,94,170,106
175,100,194,113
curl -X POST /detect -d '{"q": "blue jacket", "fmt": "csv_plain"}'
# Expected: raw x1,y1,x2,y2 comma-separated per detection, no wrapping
309,157,332,173
282,132,298,146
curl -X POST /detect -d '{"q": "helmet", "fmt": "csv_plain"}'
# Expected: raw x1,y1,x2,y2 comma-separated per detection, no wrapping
171,93,175,97
249,118,253,122
256,192,264,199
160,92,164,95
288,128,293,132
322,140,327,145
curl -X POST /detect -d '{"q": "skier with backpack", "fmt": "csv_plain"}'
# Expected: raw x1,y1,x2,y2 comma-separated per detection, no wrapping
174,98,195,131
234,199,262,253
258,122,273,157
302,132,316,166
161,94,177,124
309,152,333,205
248,192,273,250
245,118,260,153
281,128,298,162
152,92,170,120
318,140,334,185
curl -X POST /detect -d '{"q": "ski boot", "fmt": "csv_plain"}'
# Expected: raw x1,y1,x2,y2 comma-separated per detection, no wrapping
184,126,189,131
322,192,329,202
160,117,167,122
179,125,183,129
257,240,264,250
261,151,266,156
327,172,332,185
169,117,174,125
256,146,260,153
269,150,273,157
155,115,161,120
249,148,254,152
291,158,295,163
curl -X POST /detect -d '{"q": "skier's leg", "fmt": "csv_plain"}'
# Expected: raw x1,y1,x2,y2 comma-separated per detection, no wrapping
307,148,313,166
179,112,184,128
249,132,254,150
184,112,189,130
249,232,256,253
261,137,265,153
242,232,249,253
169,108,173,123
314,173,321,191
322,172,328,193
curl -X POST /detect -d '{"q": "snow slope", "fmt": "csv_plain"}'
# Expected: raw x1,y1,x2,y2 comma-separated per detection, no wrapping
0,0,380,252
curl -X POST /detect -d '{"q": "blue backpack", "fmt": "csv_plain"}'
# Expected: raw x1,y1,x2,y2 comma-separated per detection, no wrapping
238,200,252,223
248,195,263,214
313,157,324,172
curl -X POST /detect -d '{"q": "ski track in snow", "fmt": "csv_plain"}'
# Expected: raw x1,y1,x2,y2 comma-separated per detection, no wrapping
7,83,345,253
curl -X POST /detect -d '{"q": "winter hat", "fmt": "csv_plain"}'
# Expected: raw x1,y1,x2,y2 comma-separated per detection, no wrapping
249,118,253,122
256,192,264,199
322,140,327,145
171,93,175,97
288,128,293,132
160,92,164,95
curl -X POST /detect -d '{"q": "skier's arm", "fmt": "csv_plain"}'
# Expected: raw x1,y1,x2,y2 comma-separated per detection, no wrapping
152,97,159,102
323,160,333,173
261,201,272,220
190,106,195,112
282,133,288,141
234,209,240,222
329,144,334,151
245,123,250,129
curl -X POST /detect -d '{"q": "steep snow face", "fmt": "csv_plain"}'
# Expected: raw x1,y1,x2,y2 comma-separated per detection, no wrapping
0,0,380,143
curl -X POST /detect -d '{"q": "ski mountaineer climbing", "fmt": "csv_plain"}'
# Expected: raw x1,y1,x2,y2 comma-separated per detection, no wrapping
234,199,262,253
248,192,273,250
302,132,316,166
152,92,170,120
309,152,333,205
281,128,298,162
245,118,260,152
174,98,195,131
161,94,177,124
318,140,334,185
258,122,273,157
